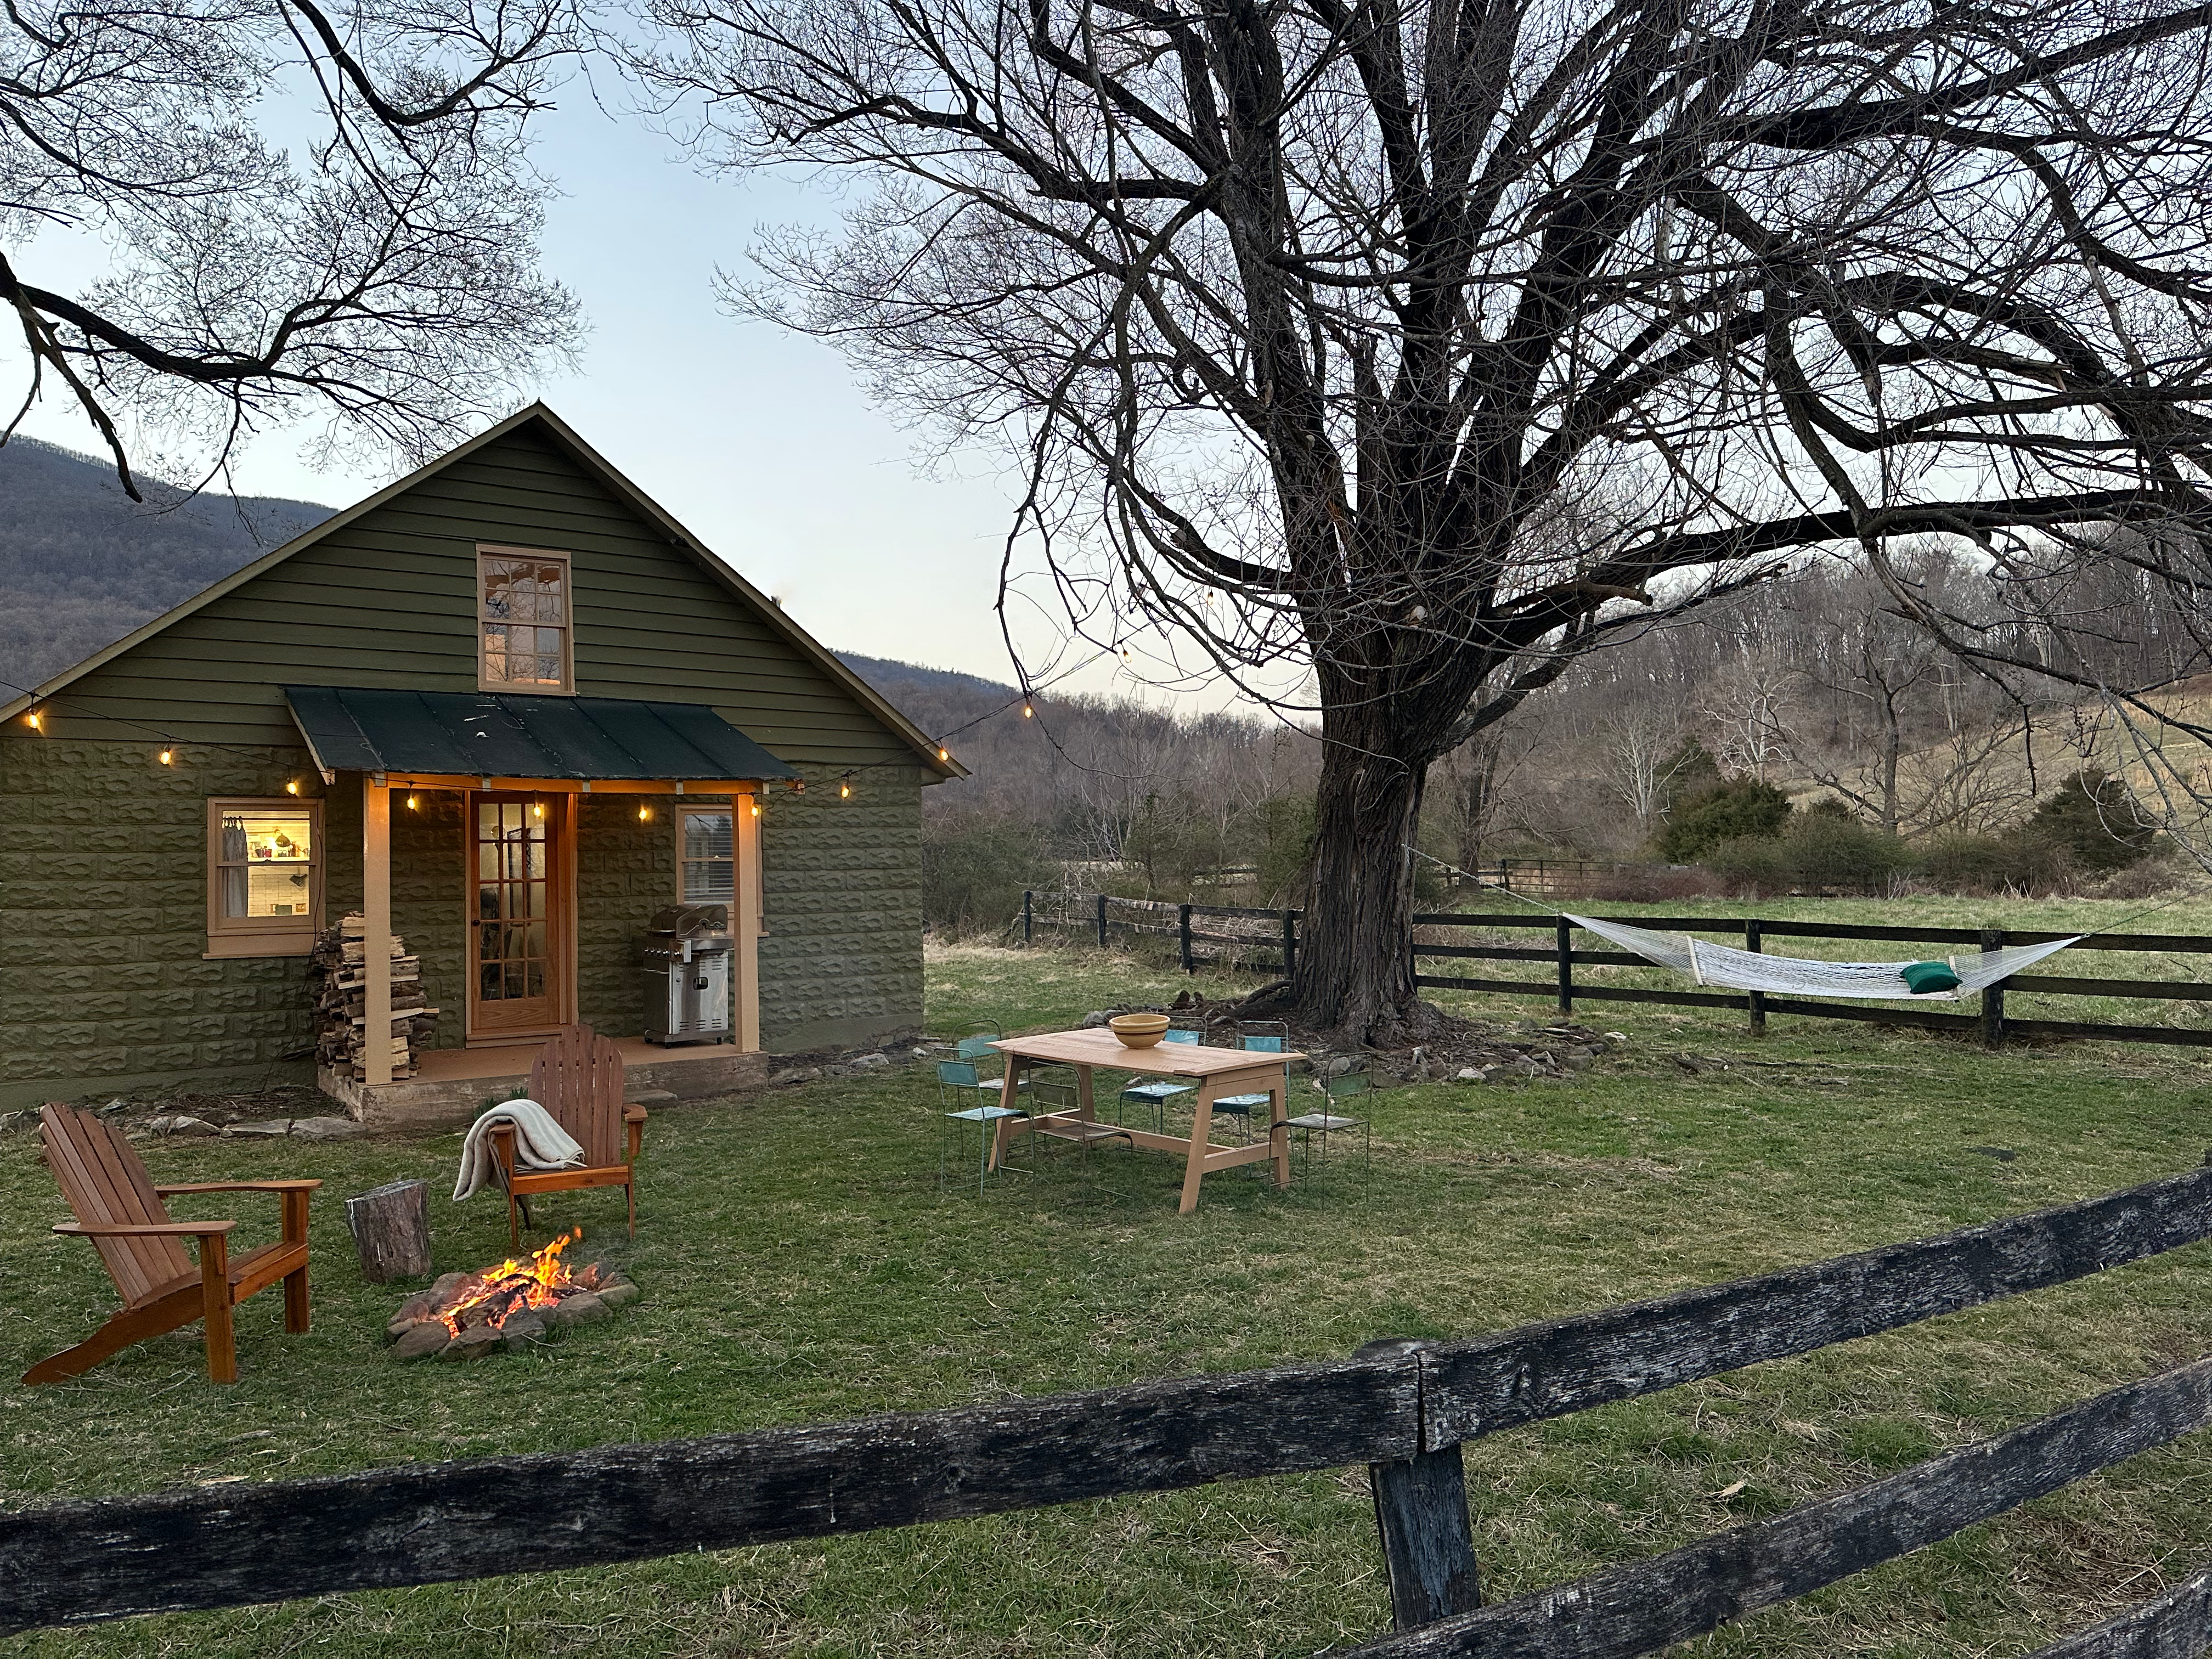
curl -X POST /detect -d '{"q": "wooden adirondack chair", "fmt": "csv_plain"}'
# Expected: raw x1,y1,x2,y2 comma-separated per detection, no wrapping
489,1025,648,1248
26,1104,321,1386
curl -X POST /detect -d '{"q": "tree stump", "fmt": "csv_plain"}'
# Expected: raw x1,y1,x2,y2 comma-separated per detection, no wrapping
345,1179,432,1282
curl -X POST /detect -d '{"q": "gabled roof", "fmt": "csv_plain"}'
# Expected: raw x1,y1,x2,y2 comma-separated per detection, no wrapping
0,404,964,778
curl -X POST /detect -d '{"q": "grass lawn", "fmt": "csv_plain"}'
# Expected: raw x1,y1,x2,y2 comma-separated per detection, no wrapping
10,932,2212,1656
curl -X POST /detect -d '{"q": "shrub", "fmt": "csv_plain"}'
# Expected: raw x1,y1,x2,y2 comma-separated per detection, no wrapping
921,811,1057,934
1697,812,1916,895
1919,831,2075,896
1584,867,1728,902
1654,777,1793,861
2021,769,2160,873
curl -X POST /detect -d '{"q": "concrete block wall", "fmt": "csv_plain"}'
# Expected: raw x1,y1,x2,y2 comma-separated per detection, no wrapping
0,737,336,1107
0,739,928,1104
758,765,924,1051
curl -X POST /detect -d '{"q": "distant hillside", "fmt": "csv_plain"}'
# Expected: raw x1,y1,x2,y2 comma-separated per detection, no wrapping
836,652,1017,702
0,438,333,693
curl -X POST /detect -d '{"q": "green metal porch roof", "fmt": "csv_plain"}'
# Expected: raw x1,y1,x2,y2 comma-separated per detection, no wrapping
284,686,802,782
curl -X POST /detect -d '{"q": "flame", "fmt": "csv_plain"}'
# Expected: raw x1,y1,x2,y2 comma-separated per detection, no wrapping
437,1227,588,1336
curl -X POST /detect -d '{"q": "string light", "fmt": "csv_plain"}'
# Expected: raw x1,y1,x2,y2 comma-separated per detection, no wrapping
637,803,653,822
285,779,301,795
532,802,544,820
937,746,950,761
25,710,40,731
838,774,854,799
748,799,761,819
1022,700,1034,718
405,794,419,811
156,749,173,766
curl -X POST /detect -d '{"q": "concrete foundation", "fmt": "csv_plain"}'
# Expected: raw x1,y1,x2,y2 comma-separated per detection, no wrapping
320,1039,772,1127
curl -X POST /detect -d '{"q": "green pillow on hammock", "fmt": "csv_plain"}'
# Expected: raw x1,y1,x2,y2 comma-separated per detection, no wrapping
1900,960,1961,995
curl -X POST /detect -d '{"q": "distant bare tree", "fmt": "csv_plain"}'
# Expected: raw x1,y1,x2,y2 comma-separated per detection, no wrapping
1597,704,1689,835
640,0,2212,1040
2,0,583,495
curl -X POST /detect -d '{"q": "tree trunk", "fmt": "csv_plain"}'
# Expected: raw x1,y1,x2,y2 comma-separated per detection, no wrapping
1262,726,1449,1046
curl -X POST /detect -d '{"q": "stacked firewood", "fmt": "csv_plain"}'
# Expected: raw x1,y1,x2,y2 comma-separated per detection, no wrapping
309,915,439,1081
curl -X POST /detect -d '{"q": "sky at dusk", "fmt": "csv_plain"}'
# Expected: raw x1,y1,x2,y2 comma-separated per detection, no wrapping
4,78,1246,709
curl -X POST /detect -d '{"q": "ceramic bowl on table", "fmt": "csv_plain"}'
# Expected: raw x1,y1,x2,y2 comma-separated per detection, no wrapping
1108,1013,1171,1049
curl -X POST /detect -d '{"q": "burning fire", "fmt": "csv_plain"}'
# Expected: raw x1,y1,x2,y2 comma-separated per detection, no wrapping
436,1227,603,1336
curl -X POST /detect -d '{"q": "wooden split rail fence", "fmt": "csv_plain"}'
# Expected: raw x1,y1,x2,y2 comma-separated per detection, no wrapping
1024,894,2212,1052
14,1164,2212,1653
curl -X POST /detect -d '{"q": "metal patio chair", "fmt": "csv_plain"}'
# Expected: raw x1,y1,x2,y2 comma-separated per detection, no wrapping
1207,1023,1288,1147
1118,1026,1201,1132
1284,1070,1373,1172
938,1058,1030,1195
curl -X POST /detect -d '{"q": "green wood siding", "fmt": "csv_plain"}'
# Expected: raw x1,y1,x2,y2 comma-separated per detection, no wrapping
34,425,917,770
0,417,929,1102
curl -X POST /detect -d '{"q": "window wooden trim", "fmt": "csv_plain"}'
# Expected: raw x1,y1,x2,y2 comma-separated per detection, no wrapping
675,802,737,907
205,798,324,959
476,544,575,696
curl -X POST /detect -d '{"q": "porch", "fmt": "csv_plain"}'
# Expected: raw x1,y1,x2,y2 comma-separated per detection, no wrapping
287,685,802,1112
320,1037,773,1127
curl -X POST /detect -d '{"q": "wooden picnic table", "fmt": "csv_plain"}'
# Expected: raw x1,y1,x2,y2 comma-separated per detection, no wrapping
987,1028,1306,1214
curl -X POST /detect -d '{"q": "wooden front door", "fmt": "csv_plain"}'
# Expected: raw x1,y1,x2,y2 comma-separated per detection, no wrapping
467,793,569,1039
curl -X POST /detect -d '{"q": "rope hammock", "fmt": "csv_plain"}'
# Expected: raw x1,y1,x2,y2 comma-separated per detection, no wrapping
1564,915,2084,1000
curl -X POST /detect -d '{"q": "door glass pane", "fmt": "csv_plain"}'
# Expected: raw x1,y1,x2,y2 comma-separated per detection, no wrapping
474,800,554,1006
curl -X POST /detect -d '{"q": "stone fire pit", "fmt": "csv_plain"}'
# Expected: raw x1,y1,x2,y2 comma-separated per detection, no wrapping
386,1228,640,1361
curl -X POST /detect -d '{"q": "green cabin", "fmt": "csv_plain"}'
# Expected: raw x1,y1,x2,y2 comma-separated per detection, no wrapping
0,406,958,1113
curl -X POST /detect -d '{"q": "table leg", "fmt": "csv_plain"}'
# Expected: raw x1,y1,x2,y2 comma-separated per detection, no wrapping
1077,1064,1096,1124
1269,1066,1290,1189
1179,1079,1217,1215
989,1059,1022,1171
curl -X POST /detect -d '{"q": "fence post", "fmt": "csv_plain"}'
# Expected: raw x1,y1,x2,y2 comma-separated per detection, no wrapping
1179,904,1194,974
1981,927,2006,1051
1746,919,1767,1037
1556,918,1574,1017
1022,890,1033,946
1096,894,1108,950
1282,909,1297,980
1357,1338,1482,1629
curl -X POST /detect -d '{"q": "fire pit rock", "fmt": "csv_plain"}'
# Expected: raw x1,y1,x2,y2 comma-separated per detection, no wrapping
385,1230,639,1362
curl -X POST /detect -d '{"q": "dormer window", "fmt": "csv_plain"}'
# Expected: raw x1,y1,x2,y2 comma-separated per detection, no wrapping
478,547,572,693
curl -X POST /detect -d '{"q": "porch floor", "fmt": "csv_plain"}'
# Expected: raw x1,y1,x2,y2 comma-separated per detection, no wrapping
320,1037,771,1127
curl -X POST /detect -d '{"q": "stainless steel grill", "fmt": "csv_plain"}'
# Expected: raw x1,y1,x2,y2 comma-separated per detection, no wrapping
643,904,733,1045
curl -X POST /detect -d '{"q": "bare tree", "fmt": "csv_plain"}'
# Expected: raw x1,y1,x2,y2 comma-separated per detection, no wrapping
637,0,2212,1041
2,0,584,494
1596,703,1688,834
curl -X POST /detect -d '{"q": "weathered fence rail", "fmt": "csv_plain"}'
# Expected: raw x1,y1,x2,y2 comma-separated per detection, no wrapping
1023,894,2212,1051
11,1163,2212,1650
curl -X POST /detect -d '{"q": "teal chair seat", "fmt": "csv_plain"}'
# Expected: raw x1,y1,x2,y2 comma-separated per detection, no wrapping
1119,1028,1201,1130
938,1059,1031,1194
1210,1028,1286,1143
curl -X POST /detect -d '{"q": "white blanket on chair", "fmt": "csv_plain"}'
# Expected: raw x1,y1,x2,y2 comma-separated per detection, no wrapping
453,1101,584,1201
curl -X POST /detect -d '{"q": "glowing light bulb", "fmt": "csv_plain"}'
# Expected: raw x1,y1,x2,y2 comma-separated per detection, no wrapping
637,803,652,822
839,777,853,799
25,711,40,731
157,749,173,766
532,802,544,820
286,779,300,795
748,799,760,819
937,746,950,761
1022,701,1034,719
405,794,419,811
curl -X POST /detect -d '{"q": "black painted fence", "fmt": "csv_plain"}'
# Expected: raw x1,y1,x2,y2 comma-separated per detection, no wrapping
12,1163,2212,1653
1024,895,2212,1052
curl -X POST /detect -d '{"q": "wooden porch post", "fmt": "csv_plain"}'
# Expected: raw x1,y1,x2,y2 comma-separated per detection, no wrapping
363,777,393,1088
735,791,763,1051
